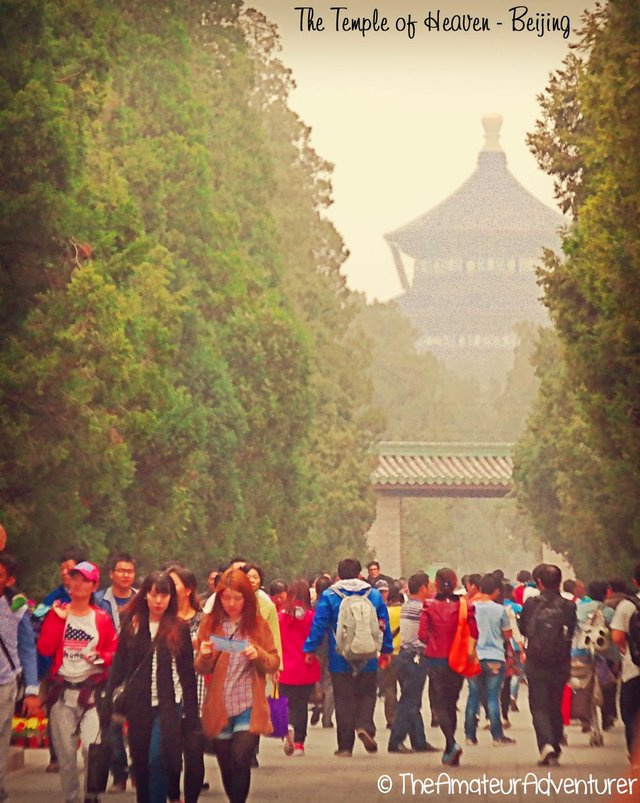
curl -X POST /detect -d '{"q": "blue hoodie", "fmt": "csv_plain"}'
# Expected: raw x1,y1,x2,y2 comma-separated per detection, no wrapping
303,578,393,673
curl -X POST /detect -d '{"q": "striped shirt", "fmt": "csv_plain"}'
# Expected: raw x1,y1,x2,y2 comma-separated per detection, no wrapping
149,621,182,705
399,598,425,655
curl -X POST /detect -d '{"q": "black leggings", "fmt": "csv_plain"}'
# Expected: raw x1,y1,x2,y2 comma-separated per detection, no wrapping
279,683,314,744
213,732,259,803
427,662,464,752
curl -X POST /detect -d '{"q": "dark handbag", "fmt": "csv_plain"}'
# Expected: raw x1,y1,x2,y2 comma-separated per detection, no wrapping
111,682,128,723
111,637,157,723
86,730,112,794
267,683,289,738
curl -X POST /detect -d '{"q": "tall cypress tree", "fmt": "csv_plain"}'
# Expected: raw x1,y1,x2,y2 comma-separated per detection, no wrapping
514,1,640,576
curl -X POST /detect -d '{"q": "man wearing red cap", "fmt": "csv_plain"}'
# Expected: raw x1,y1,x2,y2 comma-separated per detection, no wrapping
38,562,117,803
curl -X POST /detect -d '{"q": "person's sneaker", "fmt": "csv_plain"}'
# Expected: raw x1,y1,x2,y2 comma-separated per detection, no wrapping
283,726,294,756
388,743,414,754
465,738,478,746
108,780,127,793
510,697,519,712
293,743,305,756
502,718,511,730
322,721,334,728
537,744,555,766
310,707,321,726
493,736,516,746
357,728,378,753
334,749,352,757
442,743,462,766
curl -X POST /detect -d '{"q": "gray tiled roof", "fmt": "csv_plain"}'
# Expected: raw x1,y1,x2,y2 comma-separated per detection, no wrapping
372,442,513,491
385,151,564,261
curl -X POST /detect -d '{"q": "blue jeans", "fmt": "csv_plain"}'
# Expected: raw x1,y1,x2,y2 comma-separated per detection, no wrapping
388,651,429,750
148,709,168,803
465,660,505,740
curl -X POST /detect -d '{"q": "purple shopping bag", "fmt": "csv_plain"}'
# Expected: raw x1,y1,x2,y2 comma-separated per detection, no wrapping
267,684,289,738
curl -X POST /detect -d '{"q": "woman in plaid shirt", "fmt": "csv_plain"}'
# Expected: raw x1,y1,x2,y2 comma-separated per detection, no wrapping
196,569,279,803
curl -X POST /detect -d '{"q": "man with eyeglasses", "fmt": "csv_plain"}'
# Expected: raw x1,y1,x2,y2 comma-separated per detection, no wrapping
95,552,137,793
95,554,137,632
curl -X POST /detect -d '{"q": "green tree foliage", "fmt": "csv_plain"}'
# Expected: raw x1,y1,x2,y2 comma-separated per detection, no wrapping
0,0,375,594
514,1,640,577
240,10,379,572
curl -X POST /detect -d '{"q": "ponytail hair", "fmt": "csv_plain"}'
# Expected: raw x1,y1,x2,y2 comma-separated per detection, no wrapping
435,568,458,598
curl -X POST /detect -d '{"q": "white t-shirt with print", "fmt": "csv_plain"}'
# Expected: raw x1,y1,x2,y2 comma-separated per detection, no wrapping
610,593,640,684
60,610,99,683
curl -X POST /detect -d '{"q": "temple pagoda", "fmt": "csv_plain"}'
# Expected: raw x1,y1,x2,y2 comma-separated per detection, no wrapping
385,114,564,367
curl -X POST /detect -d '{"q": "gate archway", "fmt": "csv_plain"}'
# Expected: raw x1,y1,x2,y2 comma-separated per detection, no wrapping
366,442,513,577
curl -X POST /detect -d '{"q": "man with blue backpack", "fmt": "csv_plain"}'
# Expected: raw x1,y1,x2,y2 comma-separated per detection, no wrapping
303,558,393,757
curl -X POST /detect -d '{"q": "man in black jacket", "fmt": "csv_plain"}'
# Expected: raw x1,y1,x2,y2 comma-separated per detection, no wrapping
520,564,576,767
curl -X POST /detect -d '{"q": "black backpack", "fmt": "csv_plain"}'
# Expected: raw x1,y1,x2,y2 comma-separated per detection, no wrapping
625,596,640,667
525,595,572,664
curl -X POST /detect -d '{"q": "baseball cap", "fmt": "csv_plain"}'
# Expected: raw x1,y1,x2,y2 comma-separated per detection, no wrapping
69,561,100,584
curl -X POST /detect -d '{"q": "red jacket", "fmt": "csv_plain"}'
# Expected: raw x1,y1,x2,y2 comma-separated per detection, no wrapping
418,597,478,660
278,609,321,685
37,605,118,678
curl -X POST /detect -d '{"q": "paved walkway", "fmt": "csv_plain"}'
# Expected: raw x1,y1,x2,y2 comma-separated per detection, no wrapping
6,689,634,802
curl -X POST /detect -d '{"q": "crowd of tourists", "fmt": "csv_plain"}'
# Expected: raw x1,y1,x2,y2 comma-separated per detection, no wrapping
1,523,639,803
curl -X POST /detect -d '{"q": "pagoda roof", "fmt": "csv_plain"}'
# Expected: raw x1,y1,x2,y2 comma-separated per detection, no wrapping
372,442,513,497
385,115,565,262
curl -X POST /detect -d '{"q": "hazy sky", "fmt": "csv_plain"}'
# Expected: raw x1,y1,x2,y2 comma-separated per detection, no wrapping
249,0,596,301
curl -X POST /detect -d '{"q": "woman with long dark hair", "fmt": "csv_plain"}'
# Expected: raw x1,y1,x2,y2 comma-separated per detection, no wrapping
418,568,478,766
277,579,321,756
167,566,204,705
195,569,279,803
167,565,207,795
104,571,201,803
